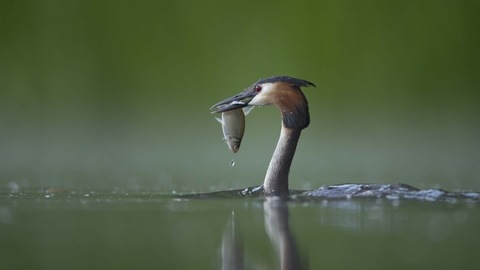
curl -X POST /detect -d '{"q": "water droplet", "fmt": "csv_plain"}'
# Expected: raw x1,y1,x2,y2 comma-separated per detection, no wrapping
230,159,235,166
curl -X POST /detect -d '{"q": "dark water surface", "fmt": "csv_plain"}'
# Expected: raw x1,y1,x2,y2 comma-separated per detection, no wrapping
1,187,479,270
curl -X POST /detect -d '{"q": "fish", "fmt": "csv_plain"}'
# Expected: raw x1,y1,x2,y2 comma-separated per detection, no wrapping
215,106,254,153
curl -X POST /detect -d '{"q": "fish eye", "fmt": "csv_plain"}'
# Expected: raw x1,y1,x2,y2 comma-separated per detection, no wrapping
255,85,262,92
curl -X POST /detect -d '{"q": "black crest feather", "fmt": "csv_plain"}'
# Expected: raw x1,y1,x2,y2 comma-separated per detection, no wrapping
256,75,315,88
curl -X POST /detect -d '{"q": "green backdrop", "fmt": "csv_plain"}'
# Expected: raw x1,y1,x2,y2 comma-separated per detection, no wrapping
1,0,479,192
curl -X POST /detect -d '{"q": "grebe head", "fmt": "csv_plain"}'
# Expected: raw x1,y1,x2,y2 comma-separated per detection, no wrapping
211,76,315,130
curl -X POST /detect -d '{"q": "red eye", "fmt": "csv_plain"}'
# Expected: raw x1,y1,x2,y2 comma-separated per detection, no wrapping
255,85,262,92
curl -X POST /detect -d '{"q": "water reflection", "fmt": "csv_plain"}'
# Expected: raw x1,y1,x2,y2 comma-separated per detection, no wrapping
263,198,304,270
1,189,479,269
221,198,304,270
217,187,479,269
306,197,477,241
221,212,244,270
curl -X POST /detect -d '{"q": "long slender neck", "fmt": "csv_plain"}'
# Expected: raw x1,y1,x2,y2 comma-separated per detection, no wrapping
263,126,302,197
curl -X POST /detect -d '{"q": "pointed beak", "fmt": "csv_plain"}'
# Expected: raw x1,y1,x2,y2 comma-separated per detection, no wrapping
210,89,257,114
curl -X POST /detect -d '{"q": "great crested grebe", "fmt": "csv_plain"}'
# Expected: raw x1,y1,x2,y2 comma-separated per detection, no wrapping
211,76,315,197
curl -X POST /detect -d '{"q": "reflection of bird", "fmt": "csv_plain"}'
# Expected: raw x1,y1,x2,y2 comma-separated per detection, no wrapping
221,212,244,270
211,76,315,197
264,198,303,270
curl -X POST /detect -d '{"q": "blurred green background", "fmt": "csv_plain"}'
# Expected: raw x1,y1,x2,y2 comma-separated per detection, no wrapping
1,0,479,193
